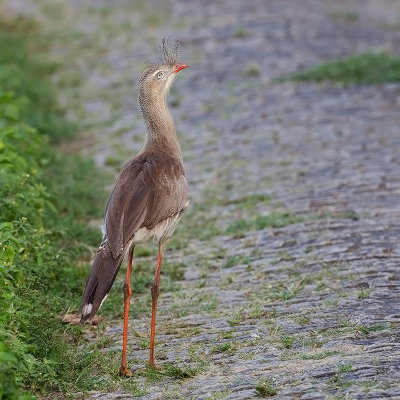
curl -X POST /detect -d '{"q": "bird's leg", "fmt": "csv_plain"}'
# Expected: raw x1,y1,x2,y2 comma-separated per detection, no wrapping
119,247,134,377
148,243,166,370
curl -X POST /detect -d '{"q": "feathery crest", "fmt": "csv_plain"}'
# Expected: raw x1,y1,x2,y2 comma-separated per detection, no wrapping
159,38,182,66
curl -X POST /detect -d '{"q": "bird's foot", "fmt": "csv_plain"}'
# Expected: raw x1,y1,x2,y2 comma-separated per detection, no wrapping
148,361,162,371
119,365,133,377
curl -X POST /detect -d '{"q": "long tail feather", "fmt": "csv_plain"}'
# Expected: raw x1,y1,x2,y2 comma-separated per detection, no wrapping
79,242,123,321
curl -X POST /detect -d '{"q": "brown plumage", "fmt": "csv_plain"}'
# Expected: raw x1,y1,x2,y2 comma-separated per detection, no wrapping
79,39,189,375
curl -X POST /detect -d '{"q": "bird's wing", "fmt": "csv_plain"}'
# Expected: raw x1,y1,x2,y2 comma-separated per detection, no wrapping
104,152,189,258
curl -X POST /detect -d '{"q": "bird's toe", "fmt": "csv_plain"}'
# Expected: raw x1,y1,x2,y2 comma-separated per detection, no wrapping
119,366,134,377
148,362,162,371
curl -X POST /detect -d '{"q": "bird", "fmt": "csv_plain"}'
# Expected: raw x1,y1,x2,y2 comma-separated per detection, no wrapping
78,39,189,376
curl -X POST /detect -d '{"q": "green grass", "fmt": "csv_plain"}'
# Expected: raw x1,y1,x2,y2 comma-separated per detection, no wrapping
206,390,231,400
144,363,199,381
357,323,391,335
228,311,244,326
301,350,339,360
224,254,251,268
169,193,274,246
255,378,277,397
172,293,218,317
384,21,400,31
164,260,186,281
226,211,304,236
280,335,295,349
327,363,354,391
260,282,304,302
228,304,265,326
163,363,199,379
234,27,248,38
104,155,122,168
295,315,311,326
328,11,359,21
357,288,372,299
337,363,352,374
289,53,400,85
211,342,233,353
243,65,261,77
0,18,75,142
0,13,121,399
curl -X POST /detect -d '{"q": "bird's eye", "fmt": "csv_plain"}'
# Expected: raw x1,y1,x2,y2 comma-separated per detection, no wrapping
156,71,164,79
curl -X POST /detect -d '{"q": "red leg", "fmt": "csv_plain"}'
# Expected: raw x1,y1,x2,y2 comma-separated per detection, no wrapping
119,247,134,376
149,249,163,369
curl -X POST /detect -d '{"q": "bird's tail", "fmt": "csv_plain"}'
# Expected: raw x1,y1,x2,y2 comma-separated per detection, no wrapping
79,242,123,321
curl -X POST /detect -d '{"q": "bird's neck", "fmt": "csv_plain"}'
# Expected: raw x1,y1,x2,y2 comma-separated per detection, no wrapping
140,94,182,160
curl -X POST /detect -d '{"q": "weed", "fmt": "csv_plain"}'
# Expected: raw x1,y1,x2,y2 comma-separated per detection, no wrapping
225,254,251,268
255,378,277,397
206,390,231,400
327,364,354,391
357,288,372,299
222,273,236,286
234,27,247,38
329,11,359,21
169,293,218,317
342,210,360,220
263,282,303,301
212,342,232,353
139,338,150,349
227,211,304,236
275,250,294,262
295,315,311,326
300,336,325,349
248,303,264,319
219,330,234,340
142,362,199,381
228,310,244,326
337,363,352,374
142,366,165,382
357,323,391,335
254,213,303,229
164,260,186,281
163,363,199,379
251,247,264,259
280,335,295,349
228,304,264,326
301,350,339,360
244,65,261,77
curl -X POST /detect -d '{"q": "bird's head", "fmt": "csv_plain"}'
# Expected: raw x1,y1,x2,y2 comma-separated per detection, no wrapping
138,39,188,102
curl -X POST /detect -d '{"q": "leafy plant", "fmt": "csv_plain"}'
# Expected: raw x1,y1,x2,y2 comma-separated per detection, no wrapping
0,14,106,399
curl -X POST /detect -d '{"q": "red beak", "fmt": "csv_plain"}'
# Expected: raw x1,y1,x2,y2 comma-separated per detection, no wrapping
174,64,189,73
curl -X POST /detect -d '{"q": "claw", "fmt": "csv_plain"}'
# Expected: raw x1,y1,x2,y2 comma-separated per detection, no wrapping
119,366,134,377
148,362,162,371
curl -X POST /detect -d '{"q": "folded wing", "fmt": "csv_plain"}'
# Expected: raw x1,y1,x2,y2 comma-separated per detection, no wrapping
105,151,189,259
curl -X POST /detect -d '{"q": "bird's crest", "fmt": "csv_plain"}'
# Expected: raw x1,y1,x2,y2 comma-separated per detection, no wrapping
159,38,182,66
144,39,183,69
